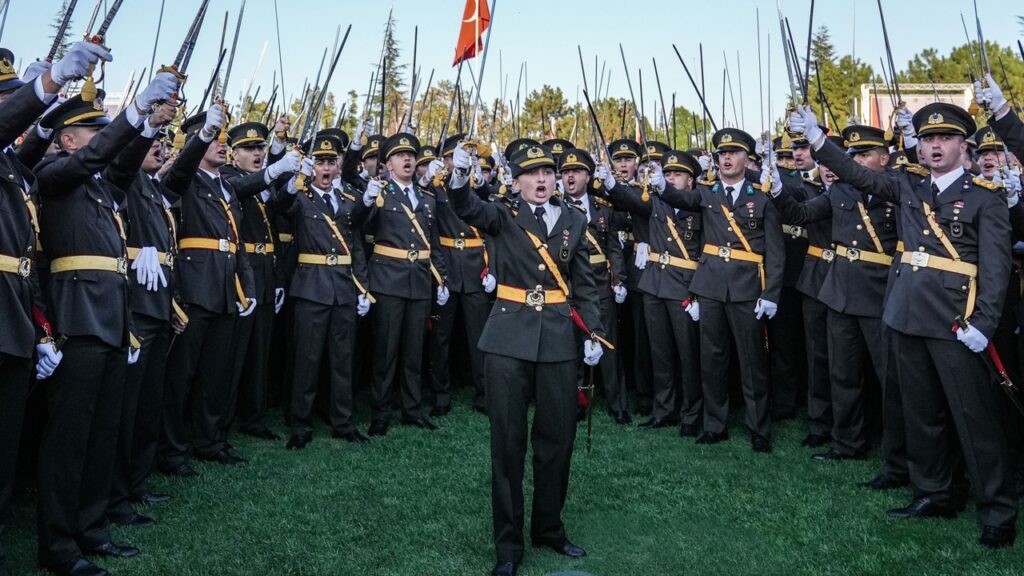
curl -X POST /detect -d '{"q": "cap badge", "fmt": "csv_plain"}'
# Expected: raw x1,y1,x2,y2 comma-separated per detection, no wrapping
982,130,996,143
320,139,332,150
619,143,629,151
552,143,563,153
667,154,677,163
246,128,258,139
399,136,411,146
721,133,733,143
848,132,861,142
0,57,13,75
527,146,544,159
92,99,104,111
928,113,944,125
565,153,577,164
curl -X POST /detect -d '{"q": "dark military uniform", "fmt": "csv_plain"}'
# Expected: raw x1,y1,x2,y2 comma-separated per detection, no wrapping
34,96,149,568
815,103,1016,536
658,129,785,447
448,144,603,568
0,74,51,575
159,115,255,472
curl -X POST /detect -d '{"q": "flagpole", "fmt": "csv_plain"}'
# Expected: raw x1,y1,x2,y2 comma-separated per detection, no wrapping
468,0,496,140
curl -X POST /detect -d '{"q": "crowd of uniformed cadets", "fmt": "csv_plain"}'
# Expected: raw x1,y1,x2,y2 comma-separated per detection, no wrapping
1,35,1023,576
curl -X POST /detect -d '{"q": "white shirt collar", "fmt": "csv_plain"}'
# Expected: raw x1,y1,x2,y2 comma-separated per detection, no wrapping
931,166,966,194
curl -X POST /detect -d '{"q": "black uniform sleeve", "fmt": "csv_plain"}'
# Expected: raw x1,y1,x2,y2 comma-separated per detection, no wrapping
657,183,702,211
0,81,49,147
16,126,53,170
973,192,1012,339
161,134,210,195
448,179,506,237
813,138,904,205
35,111,142,198
104,133,156,191
569,217,605,339
606,183,653,218
762,200,785,304
770,186,832,225
990,109,1024,161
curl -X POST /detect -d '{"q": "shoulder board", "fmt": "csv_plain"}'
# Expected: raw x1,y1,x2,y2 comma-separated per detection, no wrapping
419,186,435,197
697,178,716,187
802,177,823,188
568,202,586,214
973,176,1001,191
904,164,930,177
593,195,612,208
339,191,356,203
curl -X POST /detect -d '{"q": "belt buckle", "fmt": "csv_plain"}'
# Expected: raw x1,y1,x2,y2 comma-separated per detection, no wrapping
910,251,930,268
326,254,339,266
525,285,546,310
17,257,31,278
821,249,835,263
846,247,861,262
454,238,466,250
165,252,175,269
218,239,231,252
789,225,804,238
116,257,128,276
407,249,419,261
717,246,732,259
658,252,671,265
254,242,266,255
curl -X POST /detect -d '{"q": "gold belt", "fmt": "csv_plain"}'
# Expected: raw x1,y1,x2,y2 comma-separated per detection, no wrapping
0,254,31,277
126,247,175,268
278,233,294,243
590,254,608,265
50,255,128,275
900,251,978,277
440,237,484,249
298,253,353,266
782,224,808,239
806,245,835,262
836,245,893,266
496,284,567,308
374,244,431,261
702,243,764,264
648,251,698,270
179,237,238,254
243,242,276,255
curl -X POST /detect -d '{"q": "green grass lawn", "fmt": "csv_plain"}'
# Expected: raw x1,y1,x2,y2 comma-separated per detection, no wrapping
5,389,1023,576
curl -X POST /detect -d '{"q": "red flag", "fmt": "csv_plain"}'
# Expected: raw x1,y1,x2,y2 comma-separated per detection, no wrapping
453,0,491,66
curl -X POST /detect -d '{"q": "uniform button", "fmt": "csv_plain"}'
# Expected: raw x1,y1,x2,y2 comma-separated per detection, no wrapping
953,216,959,221
667,237,672,242
538,264,546,271
961,285,967,290
923,229,930,235
918,246,925,251
459,232,465,237
856,224,863,230
501,307,506,312
851,240,858,246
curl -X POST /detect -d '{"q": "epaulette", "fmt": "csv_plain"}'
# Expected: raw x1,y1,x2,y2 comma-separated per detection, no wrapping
905,164,930,177
802,177,823,188
418,185,435,198
697,178,716,187
973,176,1001,191
339,191,356,203
593,195,612,208
567,202,586,215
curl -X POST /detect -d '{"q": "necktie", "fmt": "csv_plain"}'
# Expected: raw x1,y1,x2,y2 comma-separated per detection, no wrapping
214,176,230,202
325,192,337,216
725,186,735,205
535,205,548,236
405,186,418,210
931,182,941,203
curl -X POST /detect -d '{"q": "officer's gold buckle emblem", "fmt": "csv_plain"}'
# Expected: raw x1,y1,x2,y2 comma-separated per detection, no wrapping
326,254,339,266
116,258,128,276
789,226,803,238
717,246,732,259
822,249,835,263
218,239,231,252
17,257,31,278
526,286,546,309
910,252,930,267
165,252,175,269
407,249,419,261
658,252,670,265
254,243,267,255
846,247,861,262
454,238,466,249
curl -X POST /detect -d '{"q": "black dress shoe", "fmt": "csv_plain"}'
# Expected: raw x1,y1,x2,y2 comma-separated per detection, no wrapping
801,434,830,448
286,434,312,450
195,449,247,465
678,423,700,437
612,411,632,425
532,537,586,558
638,416,678,429
429,404,452,418
751,434,772,453
111,512,155,528
980,525,1016,549
242,427,281,441
332,429,371,444
48,558,108,576
887,496,957,519
401,417,438,431
161,463,199,478
812,449,867,462
83,541,140,559
131,492,171,506
858,474,909,491
491,561,517,576
695,431,728,445
368,421,390,436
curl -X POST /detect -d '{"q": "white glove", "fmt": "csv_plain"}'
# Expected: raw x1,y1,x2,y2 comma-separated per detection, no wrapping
754,298,778,320
357,293,371,316
35,341,63,380
49,41,112,86
127,347,141,365
350,119,365,150
685,300,700,322
583,339,603,366
1007,168,1022,208
956,325,989,353
23,60,51,83
362,178,383,207
453,142,472,171
975,73,1008,114
482,273,496,293
474,162,484,187
502,172,513,187
130,246,168,292
135,72,180,113
895,107,915,138
789,105,824,146
267,150,301,181
436,285,450,306
698,154,712,172
491,148,505,169
649,162,666,193
761,155,783,197
427,159,444,181
359,167,370,181
299,157,314,177
201,103,225,139
237,298,257,317
634,242,650,270
274,288,285,314
613,284,627,304
598,163,617,190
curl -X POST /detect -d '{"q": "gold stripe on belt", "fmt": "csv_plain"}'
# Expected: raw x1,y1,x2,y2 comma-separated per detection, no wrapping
440,237,484,249
900,251,977,276
0,254,31,277
648,251,698,270
590,254,608,265
374,244,431,261
243,242,276,255
298,253,353,266
782,224,808,239
702,243,764,263
836,245,892,266
50,255,127,275
179,237,238,254
278,233,294,243
496,284,568,308
806,245,835,262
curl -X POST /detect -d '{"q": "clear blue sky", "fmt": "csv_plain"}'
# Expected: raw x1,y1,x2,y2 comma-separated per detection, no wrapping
2,0,1021,132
